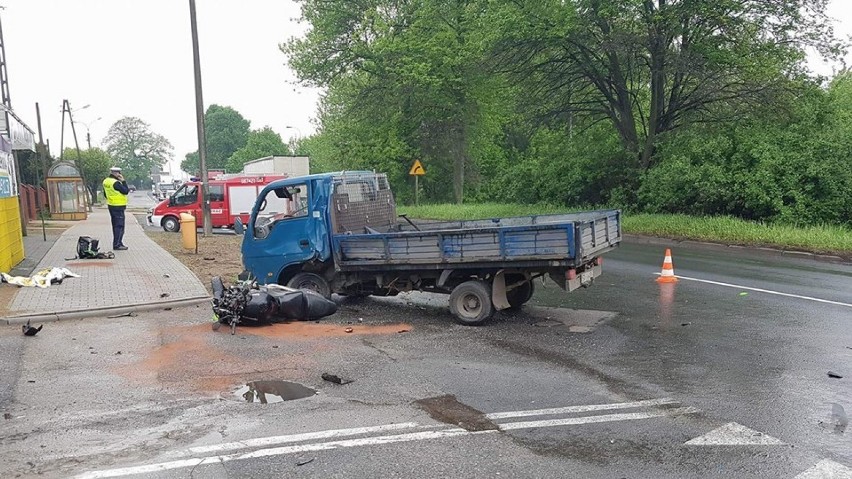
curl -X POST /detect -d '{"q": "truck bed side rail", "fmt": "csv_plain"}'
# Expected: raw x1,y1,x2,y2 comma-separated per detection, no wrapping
332,210,621,268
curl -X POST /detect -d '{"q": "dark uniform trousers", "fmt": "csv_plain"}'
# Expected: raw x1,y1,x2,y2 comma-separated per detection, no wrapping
108,205,126,249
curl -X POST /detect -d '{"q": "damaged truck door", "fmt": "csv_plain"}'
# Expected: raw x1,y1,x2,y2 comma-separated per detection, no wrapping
240,172,622,325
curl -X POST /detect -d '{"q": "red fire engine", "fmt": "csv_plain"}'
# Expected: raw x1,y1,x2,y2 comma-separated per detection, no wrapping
147,174,287,232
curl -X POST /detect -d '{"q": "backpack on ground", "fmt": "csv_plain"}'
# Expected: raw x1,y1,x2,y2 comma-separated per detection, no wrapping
73,236,115,260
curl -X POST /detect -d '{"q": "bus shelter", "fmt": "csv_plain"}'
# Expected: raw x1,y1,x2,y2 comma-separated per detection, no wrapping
46,161,87,220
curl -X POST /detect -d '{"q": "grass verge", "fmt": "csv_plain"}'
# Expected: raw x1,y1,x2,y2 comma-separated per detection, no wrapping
398,204,852,258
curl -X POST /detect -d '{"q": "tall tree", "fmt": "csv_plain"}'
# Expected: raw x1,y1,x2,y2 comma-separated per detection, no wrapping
226,127,290,172
63,147,112,205
490,0,846,169
284,0,489,203
181,104,251,174
104,117,173,186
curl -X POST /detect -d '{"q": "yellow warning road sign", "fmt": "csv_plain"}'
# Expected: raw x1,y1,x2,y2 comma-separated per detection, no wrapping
409,160,426,176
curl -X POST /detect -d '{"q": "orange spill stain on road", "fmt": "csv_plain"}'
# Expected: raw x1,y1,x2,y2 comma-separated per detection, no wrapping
237,322,413,339
117,322,408,394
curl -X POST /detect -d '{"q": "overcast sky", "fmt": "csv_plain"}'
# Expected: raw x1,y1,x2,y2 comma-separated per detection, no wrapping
1,1,850,180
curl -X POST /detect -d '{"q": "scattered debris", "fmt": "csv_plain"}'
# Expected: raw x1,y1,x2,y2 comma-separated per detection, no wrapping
272,345,279,348
321,373,353,385
358,317,363,322
828,371,844,379
22,320,43,336
397,329,410,334
115,351,122,355
568,326,594,333
164,307,173,311
534,320,562,328
344,327,354,333
739,292,748,296
90,351,98,355
203,257,216,261
681,322,691,326
107,312,138,318
160,293,170,298
27,380,34,383
3,413,11,420
296,457,315,466
163,274,171,278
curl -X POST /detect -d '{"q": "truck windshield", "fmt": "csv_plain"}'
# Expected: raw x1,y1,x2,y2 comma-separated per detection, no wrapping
172,185,198,206
254,184,308,239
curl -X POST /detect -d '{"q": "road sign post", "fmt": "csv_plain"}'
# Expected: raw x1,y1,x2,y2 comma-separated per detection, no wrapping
409,160,425,206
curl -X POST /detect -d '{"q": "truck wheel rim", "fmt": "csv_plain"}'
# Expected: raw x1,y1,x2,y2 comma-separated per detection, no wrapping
460,294,481,317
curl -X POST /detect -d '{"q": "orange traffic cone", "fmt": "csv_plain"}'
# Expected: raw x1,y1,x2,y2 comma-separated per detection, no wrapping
656,248,678,283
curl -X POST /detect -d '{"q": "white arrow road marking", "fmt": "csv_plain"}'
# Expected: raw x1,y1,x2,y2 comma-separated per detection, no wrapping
795,459,852,479
684,422,785,446
656,273,852,309
74,399,699,479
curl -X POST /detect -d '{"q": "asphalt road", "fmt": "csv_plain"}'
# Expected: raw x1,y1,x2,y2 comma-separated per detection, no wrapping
0,240,850,478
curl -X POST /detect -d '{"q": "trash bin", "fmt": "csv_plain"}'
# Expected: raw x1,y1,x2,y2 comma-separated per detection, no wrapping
180,212,197,251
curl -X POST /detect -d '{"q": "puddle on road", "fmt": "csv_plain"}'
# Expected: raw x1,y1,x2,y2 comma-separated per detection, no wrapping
234,380,317,404
415,394,499,432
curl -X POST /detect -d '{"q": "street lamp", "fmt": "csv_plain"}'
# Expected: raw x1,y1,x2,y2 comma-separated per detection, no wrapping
73,116,102,149
284,125,302,137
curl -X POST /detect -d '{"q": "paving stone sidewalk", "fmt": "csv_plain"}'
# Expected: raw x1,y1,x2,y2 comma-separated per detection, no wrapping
3,207,209,320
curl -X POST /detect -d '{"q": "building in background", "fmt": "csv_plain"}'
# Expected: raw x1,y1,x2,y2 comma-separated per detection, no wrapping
0,109,35,273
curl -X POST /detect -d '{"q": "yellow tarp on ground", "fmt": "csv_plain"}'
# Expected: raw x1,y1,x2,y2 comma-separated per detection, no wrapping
0,196,24,272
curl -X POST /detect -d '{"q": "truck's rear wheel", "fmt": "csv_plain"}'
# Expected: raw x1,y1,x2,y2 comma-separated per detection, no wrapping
449,280,494,326
507,278,535,309
287,272,332,299
162,216,180,232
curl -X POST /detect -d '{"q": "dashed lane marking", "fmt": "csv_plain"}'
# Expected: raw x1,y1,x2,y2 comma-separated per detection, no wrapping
74,399,698,479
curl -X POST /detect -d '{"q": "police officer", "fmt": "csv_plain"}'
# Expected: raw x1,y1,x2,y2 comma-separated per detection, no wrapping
103,166,130,250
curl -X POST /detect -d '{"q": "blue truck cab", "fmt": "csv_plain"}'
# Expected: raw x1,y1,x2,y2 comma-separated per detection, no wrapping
241,171,622,325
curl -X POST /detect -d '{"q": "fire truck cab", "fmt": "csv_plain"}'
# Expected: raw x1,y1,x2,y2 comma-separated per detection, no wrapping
148,174,287,232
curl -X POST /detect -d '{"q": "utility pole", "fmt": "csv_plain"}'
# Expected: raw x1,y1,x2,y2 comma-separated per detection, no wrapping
35,102,46,240
189,0,211,236
65,100,91,212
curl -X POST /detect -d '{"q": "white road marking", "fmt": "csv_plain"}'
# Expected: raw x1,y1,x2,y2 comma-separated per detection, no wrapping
174,422,425,456
795,459,852,479
74,429,478,479
75,400,700,479
658,273,852,309
175,399,682,458
500,406,699,430
487,397,679,420
684,422,785,446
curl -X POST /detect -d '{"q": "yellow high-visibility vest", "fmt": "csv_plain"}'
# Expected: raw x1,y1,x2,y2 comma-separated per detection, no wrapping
103,177,128,206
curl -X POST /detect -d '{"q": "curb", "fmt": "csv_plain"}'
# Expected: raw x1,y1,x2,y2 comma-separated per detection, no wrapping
2,295,212,325
622,234,851,264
